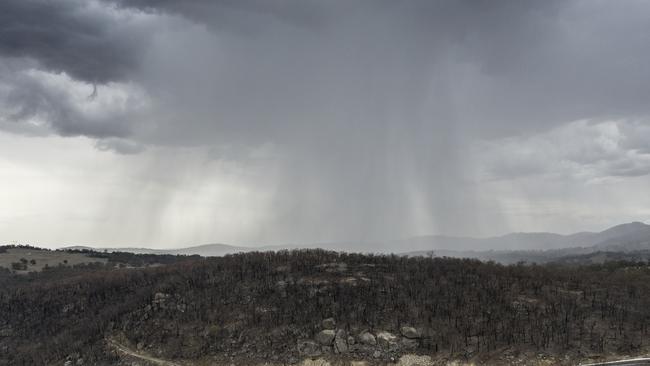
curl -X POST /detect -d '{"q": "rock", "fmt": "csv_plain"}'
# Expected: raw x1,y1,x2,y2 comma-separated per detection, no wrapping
358,332,376,346
62,303,74,314
276,280,288,298
400,337,418,350
376,331,399,350
400,326,421,339
396,355,434,366
334,329,348,353
297,340,321,357
0,326,12,337
300,359,331,366
153,292,169,302
153,292,170,309
314,329,336,345
321,318,336,330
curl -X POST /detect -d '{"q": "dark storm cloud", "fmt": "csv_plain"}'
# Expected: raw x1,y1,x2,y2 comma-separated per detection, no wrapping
109,0,331,32
1,72,130,138
0,0,149,83
2,0,649,144
100,0,650,142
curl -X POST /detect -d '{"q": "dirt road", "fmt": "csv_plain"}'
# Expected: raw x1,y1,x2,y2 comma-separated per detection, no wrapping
107,339,182,366
580,358,650,366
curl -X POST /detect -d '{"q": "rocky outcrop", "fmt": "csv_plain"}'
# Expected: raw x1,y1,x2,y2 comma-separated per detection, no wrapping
0,326,12,337
400,326,421,339
333,329,348,353
315,329,336,345
376,331,398,350
358,331,377,346
303,320,423,360
150,292,186,312
297,340,321,357
321,318,336,330
400,337,418,350
153,292,169,304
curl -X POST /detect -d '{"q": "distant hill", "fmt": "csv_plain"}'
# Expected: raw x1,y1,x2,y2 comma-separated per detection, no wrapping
550,250,650,265
317,222,650,256
62,222,650,260
64,243,296,257
396,222,650,252
592,222,650,251
403,222,650,263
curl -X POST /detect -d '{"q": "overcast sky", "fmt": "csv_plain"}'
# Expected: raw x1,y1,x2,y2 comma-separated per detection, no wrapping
1,0,650,248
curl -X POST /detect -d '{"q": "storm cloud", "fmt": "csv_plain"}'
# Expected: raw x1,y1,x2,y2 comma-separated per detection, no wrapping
1,0,649,246
0,0,154,83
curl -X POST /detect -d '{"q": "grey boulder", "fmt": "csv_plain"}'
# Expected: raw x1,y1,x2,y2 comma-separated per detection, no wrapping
315,329,336,345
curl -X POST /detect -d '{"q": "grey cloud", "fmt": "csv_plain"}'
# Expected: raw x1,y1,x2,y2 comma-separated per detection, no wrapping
109,0,332,32
95,138,145,154
443,1,650,137
0,0,153,83
2,0,650,243
0,0,159,142
2,1,649,145
0,66,147,140
115,0,650,144
606,159,650,178
483,120,650,181
620,121,650,154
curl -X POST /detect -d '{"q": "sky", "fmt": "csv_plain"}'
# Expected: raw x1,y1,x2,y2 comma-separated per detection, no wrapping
1,0,650,249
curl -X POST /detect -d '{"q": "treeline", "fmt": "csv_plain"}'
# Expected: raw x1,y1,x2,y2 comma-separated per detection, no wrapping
67,248,202,267
1,250,649,365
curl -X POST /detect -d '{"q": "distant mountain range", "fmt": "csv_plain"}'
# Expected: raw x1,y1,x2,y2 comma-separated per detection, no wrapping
402,222,650,263
64,222,650,262
394,222,650,252
64,243,294,257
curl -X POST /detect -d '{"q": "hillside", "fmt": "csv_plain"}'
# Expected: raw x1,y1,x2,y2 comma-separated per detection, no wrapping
0,247,107,273
1,248,649,365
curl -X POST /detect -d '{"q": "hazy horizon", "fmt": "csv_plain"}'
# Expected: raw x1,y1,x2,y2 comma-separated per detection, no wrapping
9,220,644,251
2,1,650,249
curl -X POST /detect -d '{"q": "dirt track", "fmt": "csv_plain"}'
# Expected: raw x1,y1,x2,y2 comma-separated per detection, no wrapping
108,339,182,366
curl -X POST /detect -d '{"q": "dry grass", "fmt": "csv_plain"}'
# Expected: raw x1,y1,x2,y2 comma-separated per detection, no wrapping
0,248,107,273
